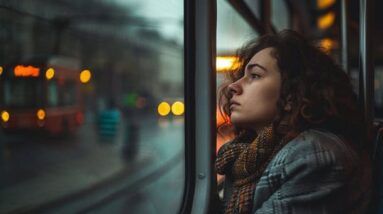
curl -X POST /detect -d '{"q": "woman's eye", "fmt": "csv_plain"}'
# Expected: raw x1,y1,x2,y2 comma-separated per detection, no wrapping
250,73,261,79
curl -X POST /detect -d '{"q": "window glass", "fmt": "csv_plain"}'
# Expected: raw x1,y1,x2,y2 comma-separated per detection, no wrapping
243,0,261,20
2,79,43,108
4,81,11,106
48,81,59,106
272,0,290,30
59,80,76,106
0,0,184,213
217,0,258,55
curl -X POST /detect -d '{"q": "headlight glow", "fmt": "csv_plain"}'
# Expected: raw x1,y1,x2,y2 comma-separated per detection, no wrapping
37,109,46,120
1,111,10,122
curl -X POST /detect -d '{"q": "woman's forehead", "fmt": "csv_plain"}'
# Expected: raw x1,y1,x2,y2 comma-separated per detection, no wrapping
248,48,275,62
247,47,278,71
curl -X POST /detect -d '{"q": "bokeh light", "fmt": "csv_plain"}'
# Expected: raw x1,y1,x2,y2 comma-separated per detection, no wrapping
158,102,171,116
80,69,91,83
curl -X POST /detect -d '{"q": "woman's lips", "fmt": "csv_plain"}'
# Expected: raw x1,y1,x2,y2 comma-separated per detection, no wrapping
229,102,240,111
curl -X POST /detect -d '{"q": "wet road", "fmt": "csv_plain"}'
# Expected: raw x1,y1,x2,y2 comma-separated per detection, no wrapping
0,114,185,214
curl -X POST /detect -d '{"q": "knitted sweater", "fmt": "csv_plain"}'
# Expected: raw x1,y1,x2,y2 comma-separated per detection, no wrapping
222,129,373,214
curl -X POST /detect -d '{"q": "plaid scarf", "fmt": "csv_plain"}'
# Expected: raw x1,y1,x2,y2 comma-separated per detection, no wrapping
215,125,288,214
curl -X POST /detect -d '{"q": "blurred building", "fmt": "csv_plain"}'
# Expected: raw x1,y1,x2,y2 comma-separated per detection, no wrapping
0,0,183,116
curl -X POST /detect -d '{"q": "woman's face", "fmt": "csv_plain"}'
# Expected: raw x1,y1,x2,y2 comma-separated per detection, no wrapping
228,47,282,131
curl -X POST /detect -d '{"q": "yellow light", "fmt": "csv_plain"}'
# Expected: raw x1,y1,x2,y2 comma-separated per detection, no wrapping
317,0,335,9
171,101,185,116
80,69,91,83
1,111,10,122
37,109,46,120
216,56,241,72
317,12,335,29
14,65,40,77
320,38,334,52
0,66,3,75
45,68,55,80
158,102,171,116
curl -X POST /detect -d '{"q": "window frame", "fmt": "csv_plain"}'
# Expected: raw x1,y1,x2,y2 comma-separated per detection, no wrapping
181,0,220,213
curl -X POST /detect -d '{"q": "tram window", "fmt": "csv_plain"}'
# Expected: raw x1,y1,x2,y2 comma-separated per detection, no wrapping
0,0,184,213
3,79,44,108
217,0,259,56
243,0,262,20
59,80,76,106
4,82,11,106
48,81,59,107
271,0,290,30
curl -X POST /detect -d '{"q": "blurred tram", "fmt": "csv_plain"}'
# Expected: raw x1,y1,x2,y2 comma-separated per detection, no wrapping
0,56,85,135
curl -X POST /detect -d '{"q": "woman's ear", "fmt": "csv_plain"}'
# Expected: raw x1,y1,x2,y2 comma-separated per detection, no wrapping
284,95,292,112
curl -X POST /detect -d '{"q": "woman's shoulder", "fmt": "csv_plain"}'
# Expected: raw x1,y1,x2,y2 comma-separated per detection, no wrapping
254,132,372,213
270,129,360,170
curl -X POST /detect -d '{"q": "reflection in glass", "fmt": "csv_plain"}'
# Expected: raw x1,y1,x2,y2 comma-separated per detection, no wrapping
0,0,184,213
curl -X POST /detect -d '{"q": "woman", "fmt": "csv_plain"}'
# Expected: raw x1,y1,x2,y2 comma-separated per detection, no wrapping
215,30,373,213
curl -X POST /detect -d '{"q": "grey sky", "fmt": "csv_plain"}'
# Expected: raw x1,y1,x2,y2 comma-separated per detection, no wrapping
112,0,183,43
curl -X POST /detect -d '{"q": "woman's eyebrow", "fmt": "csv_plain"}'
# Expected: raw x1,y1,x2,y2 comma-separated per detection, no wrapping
246,63,268,72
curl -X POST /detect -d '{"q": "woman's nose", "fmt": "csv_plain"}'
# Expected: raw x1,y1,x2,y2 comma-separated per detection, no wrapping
228,81,242,96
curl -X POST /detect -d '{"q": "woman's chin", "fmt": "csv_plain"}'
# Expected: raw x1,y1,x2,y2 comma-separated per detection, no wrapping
230,117,247,127
230,116,260,130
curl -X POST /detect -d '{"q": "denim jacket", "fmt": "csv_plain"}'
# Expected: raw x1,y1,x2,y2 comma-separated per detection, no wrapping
223,129,373,214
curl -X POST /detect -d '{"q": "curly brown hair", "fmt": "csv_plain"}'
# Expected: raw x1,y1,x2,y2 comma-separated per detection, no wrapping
218,30,363,145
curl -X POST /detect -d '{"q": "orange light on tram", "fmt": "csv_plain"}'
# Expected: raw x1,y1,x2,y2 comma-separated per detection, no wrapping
171,101,185,116
158,102,171,116
80,69,91,83
1,111,10,122
320,38,334,52
0,66,3,76
317,12,335,29
216,56,241,73
45,68,55,80
36,109,46,120
14,65,40,77
317,0,335,9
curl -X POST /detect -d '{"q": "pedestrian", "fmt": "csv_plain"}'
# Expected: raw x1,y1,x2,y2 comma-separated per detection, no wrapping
215,30,373,213
98,99,121,142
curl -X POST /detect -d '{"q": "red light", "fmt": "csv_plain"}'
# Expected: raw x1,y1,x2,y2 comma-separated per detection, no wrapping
136,97,147,109
75,112,84,125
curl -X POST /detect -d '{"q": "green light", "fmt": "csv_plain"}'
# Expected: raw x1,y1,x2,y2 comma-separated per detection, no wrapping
123,93,138,107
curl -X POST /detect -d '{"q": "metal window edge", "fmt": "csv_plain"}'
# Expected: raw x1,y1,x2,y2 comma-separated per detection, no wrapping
180,0,217,213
